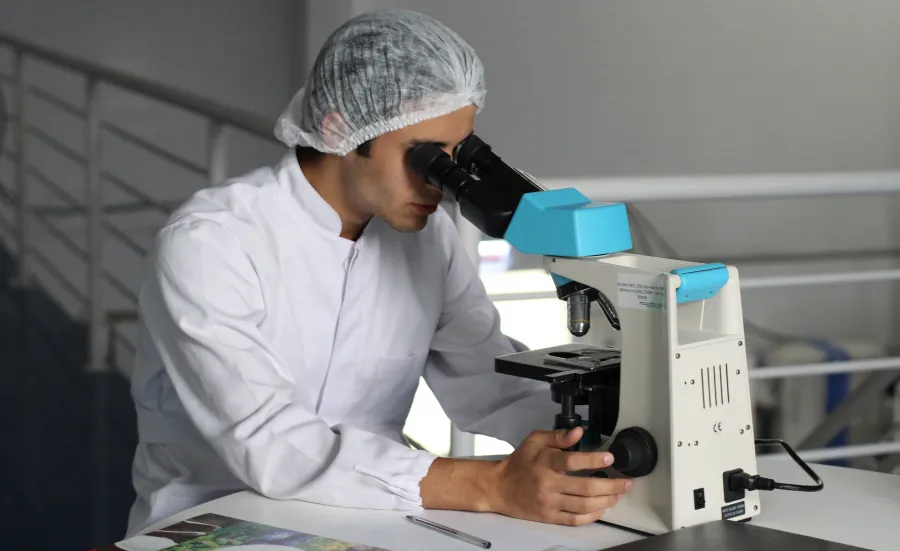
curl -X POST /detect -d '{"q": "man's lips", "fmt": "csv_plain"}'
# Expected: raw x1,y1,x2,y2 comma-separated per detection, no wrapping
411,203,438,214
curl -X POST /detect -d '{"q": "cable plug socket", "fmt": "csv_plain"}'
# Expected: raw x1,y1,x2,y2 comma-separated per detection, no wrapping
731,471,776,492
723,469,745,503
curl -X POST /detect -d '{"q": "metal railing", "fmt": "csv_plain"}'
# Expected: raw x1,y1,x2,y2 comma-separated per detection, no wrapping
1,32,898,466
0,32,274,373
545,171,900,202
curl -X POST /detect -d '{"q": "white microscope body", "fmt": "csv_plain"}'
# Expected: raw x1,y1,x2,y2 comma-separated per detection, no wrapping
543,252,760,534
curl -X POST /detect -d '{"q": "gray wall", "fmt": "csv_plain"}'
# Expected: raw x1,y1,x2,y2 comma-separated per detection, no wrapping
1,0,295,118
354,0,900,177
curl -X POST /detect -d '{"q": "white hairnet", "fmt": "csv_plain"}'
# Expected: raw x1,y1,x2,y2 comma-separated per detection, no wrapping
275,9,486,156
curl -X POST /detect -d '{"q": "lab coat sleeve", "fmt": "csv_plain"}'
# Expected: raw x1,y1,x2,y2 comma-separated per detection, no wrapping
141,219,437,508
423,217,562,448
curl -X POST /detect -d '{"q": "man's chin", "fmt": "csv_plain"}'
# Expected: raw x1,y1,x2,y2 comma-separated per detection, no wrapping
385,213,430,233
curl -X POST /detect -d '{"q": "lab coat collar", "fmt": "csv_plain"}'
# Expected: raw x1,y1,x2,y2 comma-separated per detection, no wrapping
277,149,344,236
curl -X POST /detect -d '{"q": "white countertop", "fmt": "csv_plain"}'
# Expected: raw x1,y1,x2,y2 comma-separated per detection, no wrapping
133,456,900,551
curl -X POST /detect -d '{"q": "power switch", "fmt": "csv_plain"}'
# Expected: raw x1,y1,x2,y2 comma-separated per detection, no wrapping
693,488,706,510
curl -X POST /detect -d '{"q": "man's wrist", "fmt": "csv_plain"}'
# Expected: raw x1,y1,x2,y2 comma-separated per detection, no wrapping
420,457,505,513
479,457,506,514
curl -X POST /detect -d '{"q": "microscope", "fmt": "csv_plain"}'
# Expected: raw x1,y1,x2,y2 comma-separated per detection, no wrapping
410,136,821,536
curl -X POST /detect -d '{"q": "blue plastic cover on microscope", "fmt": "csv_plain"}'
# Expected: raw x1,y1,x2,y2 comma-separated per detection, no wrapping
503,188,633,258
670,263,730,304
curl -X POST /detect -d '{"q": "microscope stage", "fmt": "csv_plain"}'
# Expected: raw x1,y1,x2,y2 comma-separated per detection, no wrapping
495,343,621,384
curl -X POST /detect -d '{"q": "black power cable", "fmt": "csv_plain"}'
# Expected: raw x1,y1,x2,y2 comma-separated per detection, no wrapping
730,439,825,493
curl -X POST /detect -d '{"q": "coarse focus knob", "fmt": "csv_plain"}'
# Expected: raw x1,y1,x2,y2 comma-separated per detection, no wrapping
609,427,658,477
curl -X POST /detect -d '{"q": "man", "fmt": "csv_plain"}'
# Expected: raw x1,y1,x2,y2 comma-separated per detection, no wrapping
127,9,631,537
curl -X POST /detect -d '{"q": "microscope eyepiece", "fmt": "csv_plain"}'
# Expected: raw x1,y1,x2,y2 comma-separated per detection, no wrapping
408,138,531,239
454,134,543,197
453,134,491,175
408,143,471,197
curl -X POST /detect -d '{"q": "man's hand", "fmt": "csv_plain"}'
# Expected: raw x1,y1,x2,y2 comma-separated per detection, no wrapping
420,426,632,526
486,426,632,525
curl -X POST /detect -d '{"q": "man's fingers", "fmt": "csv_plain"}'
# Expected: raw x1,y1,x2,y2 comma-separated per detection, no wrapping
549,450,614,472
526,426,584,450
549,508,610,527
556,494,619,515
558,474,634,497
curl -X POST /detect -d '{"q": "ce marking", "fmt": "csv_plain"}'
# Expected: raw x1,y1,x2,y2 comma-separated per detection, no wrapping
713,422,723,433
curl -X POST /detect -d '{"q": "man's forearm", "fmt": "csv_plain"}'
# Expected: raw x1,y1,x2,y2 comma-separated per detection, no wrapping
420,457,501,512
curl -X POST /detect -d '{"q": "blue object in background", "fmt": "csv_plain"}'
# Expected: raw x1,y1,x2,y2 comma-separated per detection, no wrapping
810,340,852,467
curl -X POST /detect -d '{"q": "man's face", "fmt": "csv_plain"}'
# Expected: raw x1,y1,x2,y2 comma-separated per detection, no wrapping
340,105,477,233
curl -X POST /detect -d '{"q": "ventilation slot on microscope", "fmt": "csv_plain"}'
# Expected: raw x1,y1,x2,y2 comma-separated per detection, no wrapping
701,364,731,409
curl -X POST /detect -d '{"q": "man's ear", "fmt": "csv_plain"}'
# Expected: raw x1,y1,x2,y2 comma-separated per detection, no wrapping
321,112,348,151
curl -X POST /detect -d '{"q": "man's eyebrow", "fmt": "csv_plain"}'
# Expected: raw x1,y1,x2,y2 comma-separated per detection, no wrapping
406,138,448,147
406,131,473,148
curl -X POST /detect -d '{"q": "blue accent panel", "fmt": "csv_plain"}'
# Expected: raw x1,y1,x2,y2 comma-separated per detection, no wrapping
810,340,851,467
503,188,632,258
550,273,571,287
759,339,850,467
671,263,729,303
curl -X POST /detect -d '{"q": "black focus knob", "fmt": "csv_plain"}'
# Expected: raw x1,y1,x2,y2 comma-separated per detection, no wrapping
609,427,658,477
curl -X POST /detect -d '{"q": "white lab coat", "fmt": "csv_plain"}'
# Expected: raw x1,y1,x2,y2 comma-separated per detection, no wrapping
126,150,559,536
